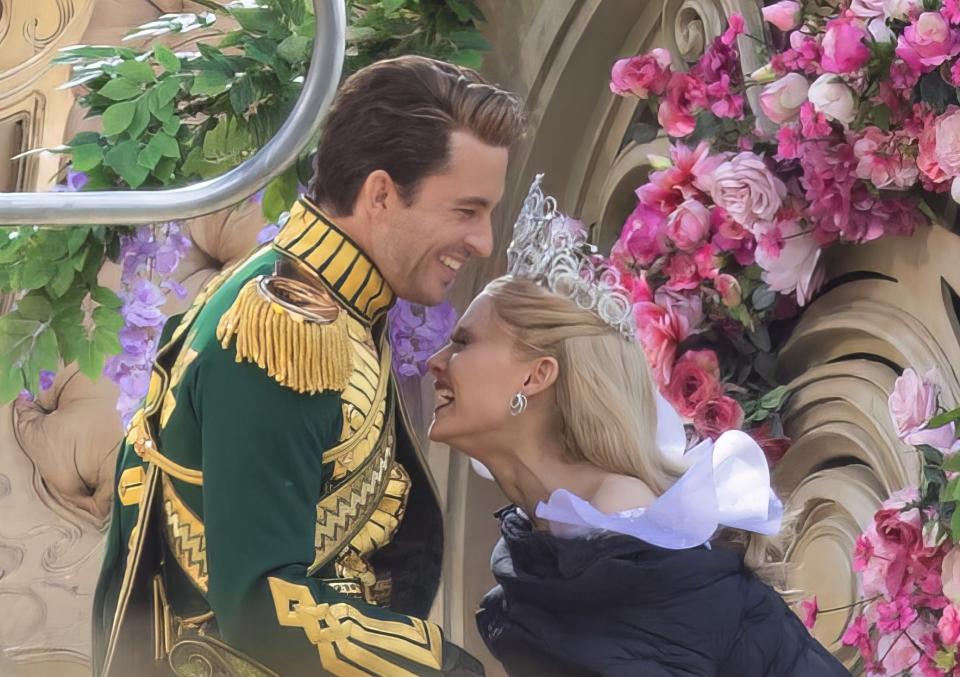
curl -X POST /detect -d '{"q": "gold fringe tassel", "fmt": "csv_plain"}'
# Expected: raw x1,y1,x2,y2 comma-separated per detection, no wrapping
216,280,354,394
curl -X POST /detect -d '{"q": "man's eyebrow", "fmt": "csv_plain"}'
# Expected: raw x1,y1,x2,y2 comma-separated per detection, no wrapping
454,196,491,209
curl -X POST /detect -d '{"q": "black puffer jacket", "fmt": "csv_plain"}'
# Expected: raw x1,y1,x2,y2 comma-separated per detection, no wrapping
477,507,850,677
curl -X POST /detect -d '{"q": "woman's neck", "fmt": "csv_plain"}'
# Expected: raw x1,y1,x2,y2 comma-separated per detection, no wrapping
478,432,607,526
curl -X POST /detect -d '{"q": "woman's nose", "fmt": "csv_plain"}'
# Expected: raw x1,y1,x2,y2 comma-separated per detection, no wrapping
427,345,449,377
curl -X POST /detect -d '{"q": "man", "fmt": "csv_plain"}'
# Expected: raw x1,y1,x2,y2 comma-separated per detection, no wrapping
92,55,525,676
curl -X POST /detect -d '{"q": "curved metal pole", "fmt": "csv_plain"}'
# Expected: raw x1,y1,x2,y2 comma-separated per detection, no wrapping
0,0,345,226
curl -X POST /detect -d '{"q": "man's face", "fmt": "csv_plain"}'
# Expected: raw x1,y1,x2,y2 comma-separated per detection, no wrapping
369,130,509,305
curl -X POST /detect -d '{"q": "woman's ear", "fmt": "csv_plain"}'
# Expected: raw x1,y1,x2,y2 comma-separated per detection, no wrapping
523,356,559,396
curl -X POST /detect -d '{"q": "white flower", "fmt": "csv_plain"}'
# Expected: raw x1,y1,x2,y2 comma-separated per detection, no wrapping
807,74,857,126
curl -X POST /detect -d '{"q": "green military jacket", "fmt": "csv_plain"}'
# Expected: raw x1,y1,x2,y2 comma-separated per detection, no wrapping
92,199,456,676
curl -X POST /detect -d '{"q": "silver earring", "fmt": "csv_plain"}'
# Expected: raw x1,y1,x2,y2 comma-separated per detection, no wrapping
509,392,528,416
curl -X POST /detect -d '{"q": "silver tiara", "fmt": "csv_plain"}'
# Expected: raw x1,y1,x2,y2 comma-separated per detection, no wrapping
506,175,636,340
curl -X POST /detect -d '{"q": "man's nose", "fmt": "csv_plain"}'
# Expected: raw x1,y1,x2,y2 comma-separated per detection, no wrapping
464,216,494,258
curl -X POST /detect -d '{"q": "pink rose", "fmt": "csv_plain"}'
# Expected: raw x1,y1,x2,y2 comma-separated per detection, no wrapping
704,152,786,227
852,126,920,189
896,12,959,70
663,253,701,291
610,48,673,98
693,243,721,279
612,204,669,268
762,0,801,31
800,597,818,629
635,291,703,384
658,73,707,137
935,107,960,176
665,199,711,251
663,349,722,419
714,273,742,306
849,0,887,18
754,219,824,306
759,73,809,123
821,16,871,73
888,367,957,450
940,604,960,646
943,548,960,606
692,395,745,438
874,505,923,552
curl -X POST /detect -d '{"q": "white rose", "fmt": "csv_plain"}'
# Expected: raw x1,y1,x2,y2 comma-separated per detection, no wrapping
883,0,922,20
808,74,857,126
868,17,895,43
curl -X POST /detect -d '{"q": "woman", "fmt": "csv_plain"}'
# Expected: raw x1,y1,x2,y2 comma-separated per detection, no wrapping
425,177,847,676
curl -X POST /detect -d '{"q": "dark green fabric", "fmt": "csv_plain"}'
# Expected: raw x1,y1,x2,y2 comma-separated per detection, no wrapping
93,248,458,676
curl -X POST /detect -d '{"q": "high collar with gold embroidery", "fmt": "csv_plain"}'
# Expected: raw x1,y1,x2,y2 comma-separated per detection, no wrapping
273,199,395,325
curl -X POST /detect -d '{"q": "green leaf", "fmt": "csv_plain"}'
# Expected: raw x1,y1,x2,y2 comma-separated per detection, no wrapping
162,115,182,135
47,265,75,298
67,132,102,147
0,359,24,404
943,453,960,473
450,49,483,70
752,284,777,311
92,285,122,309
154,44,181,73
77,338,105,380
153,77,181,108
16,294,53,322
928,406,960,429
191,70,229,96
129,97,151,139
116,60,156,84
759,385,788,411
69,143,104,172
277,34,311,63
153,156,178,184
101,100,138,136
262,168,298,222
104,139,150,188
93,306,124,332
748,325,772,352
93,323,122,355
446,0,474,22
20,257,55,290
99,77,142,101
24,327,59,387
245,37,279,65
448,30,492,51
229,76,256,115
138,141,162,170
625,121,659,145
66,227,89,255
230,7,285,36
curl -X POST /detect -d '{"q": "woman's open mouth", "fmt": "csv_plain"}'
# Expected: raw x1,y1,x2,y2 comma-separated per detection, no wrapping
435,387,455,413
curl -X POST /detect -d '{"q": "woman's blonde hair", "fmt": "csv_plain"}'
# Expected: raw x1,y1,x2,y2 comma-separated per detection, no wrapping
484,275,792,588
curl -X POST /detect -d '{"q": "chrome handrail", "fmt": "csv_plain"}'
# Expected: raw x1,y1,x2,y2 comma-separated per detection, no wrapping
0,0,345,226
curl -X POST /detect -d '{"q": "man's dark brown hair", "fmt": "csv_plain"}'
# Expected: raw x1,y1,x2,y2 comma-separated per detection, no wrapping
308,55,526,216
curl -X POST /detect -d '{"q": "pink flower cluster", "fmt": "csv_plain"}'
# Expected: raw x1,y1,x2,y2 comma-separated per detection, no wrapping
844,370,960,675
610,15,748,137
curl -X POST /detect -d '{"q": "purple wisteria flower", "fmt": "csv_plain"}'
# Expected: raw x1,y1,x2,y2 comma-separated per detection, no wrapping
39,370,55,391
51,169,89,193
388,300,459,377
104,222,191,425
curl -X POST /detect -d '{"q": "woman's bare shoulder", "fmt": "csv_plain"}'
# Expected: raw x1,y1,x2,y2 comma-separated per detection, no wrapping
589,473,657,514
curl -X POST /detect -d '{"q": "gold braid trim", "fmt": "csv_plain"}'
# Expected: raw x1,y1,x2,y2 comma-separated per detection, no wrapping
216,276,354,394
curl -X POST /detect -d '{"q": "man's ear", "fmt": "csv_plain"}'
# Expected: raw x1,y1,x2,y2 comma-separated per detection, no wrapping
355,169,395,219
523,356,559,396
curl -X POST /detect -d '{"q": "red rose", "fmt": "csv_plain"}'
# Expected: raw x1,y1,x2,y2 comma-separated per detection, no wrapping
874,507,923,553
664,350,723,419
693,395,745,438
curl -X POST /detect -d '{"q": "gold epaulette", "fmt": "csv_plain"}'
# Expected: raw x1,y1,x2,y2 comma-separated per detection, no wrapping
216,275,354,394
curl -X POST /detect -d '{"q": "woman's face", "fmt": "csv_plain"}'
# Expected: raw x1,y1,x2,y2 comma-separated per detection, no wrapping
427,294,530,452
